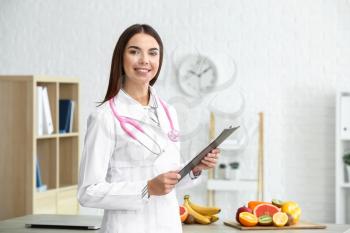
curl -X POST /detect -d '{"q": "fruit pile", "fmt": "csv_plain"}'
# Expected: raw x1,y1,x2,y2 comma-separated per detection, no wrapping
179,195,220,225
235,199,302,227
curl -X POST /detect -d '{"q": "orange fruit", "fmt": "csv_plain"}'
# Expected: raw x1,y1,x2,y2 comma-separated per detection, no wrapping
253,203,280,217
248,201,270,210
179,205,188,222
273,212,288,227
239,212,258,227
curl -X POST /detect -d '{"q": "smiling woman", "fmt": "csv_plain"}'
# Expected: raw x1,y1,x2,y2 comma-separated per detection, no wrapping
123,33,160,103
101,24,164,105
77,24,221,233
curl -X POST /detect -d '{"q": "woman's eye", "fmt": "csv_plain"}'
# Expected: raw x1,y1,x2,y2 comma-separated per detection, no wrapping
149,51,159,56
129,50,139,55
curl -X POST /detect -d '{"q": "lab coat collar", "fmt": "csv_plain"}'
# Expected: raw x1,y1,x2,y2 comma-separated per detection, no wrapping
119,87,158,109
113,86,171,133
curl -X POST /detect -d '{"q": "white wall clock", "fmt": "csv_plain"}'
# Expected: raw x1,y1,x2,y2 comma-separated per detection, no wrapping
177,54,218,97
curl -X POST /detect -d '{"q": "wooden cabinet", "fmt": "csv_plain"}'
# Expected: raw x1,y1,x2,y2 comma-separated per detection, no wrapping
0,75,80,220
57,187,78,215
34,190,57,214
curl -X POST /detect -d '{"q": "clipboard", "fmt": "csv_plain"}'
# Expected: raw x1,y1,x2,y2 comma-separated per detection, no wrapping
178,126,240,181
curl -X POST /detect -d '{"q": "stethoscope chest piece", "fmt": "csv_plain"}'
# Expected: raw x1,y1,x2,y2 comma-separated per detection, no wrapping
168,129,179,142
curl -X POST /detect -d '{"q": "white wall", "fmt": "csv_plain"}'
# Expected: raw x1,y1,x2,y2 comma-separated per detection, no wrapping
1,0,350,223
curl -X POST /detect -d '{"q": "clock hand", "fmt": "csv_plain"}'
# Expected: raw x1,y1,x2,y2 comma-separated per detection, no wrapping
194,57,206,76
197,71,201,93
198,66,212,77
188,70,199,76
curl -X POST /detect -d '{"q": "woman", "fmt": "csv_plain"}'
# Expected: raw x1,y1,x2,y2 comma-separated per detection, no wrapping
78,24,220,233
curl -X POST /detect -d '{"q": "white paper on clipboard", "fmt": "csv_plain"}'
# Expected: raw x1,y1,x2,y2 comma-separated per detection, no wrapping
178,126,240,182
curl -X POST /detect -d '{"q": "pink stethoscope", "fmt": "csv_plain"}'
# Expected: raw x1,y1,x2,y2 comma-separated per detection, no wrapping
109,94,179,155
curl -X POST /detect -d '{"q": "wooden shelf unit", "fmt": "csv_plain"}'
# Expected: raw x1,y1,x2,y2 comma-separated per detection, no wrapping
207,112,264,206
335,91,350,224
0,75,80,220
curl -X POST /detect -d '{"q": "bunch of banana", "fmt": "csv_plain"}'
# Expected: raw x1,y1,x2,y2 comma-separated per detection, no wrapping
183,195,220,225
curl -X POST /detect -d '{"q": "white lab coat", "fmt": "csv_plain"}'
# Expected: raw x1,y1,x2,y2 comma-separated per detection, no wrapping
78,87,201,233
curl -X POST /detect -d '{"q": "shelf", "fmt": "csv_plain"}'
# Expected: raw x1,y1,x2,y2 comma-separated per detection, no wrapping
207,179,258,191
35,188,57,196
340,183,350,188
37,133,79,139
58,185,77,192
37,134,58,139
59,132,79,138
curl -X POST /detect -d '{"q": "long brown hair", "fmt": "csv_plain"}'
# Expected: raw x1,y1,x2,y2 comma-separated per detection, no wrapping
99,24,164,105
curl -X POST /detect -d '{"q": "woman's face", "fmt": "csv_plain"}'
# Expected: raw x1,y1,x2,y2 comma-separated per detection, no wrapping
123,33,160,87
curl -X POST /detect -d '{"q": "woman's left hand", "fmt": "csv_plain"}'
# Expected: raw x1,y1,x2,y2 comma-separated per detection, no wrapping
192,148,220,174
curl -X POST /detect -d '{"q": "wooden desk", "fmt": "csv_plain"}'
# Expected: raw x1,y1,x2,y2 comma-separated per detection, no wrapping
0,215,349,233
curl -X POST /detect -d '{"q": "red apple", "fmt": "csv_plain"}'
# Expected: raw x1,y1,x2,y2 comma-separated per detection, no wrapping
236,206,253,223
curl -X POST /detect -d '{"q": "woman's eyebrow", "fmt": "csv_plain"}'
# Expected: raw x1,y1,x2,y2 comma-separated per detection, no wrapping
127,46,141,50
127,46,159,51
149,48,159,51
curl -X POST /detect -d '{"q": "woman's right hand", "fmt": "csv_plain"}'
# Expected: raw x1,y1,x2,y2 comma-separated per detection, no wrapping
147,171,181,196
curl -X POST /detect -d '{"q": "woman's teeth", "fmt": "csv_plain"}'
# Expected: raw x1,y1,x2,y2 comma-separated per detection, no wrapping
135,68,149,73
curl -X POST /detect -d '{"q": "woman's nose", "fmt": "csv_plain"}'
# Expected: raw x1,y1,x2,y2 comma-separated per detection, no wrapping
139,54,149,65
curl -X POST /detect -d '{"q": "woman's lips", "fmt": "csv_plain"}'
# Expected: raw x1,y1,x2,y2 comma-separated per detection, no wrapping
134,68,151,74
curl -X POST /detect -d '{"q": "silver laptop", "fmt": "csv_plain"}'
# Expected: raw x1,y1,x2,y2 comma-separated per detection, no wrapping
25,214,102,230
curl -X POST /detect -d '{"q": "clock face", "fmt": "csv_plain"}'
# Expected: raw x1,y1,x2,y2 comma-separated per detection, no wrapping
177,54,218,97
